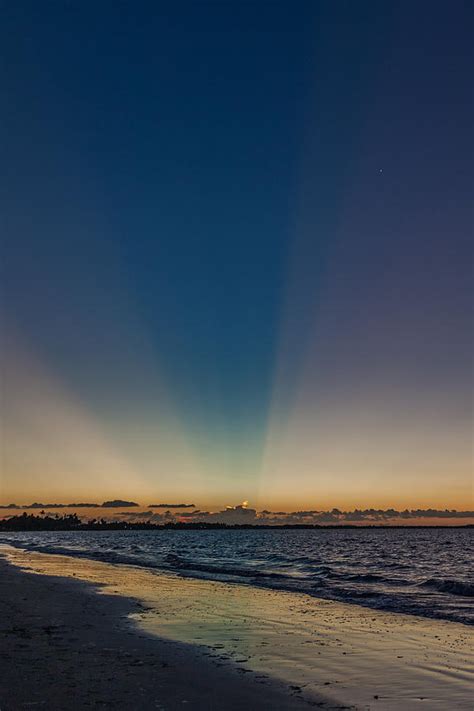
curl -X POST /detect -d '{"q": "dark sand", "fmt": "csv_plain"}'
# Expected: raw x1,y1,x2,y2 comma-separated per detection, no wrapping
0,557,330,710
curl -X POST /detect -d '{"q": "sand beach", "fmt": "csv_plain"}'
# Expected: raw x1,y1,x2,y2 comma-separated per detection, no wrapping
0,544,472,710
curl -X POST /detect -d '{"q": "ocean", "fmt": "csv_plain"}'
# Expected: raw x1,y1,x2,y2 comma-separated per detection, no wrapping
2,527,472,625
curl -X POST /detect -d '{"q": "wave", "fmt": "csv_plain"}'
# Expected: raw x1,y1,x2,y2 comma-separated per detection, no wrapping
335,589,384,599
164,553,303,581
419,578,474,597
336,572,412,586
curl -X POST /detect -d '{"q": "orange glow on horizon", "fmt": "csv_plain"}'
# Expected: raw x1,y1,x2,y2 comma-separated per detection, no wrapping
2,323,472,517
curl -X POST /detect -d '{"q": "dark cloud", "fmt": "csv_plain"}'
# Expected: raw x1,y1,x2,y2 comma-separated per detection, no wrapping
179,510,206,518
0,500,140,509
149,503,195,509
101,500,139,508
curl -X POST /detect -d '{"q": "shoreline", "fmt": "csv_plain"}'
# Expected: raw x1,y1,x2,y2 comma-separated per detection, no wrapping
1,532,472,627
1,545,473,710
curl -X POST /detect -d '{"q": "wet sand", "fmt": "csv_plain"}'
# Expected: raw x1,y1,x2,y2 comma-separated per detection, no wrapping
0,553,324,710
1,545,473,710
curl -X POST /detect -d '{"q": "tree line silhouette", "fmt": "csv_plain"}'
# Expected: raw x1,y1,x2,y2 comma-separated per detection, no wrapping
0,512,471,531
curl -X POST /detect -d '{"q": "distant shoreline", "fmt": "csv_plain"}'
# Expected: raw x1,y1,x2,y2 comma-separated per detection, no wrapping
0,512,472,532
2,503,472,528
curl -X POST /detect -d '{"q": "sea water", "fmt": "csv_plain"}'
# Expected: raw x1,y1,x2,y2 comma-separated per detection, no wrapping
2,527,472,624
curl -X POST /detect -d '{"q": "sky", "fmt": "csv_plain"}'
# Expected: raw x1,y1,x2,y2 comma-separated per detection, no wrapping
1,1,473,513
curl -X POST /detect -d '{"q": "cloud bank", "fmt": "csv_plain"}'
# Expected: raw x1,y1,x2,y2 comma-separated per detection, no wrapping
1,501,472,524
112,504,474,525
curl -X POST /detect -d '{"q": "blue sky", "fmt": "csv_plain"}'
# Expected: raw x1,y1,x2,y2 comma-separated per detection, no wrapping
1,2,472,507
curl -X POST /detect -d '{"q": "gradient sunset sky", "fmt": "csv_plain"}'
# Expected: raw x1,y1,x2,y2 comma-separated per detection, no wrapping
1,2,472,511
